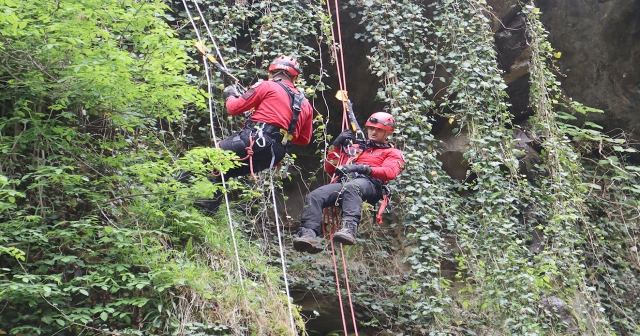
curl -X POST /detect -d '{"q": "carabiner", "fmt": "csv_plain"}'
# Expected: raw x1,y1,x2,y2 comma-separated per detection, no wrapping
346,144,357,157
254,123,266,147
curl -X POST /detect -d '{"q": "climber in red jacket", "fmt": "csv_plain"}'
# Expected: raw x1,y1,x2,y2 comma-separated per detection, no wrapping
293,112,404,253
181,55,314,214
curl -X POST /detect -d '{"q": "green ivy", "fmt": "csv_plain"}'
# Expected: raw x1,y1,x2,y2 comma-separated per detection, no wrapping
339,0,636,334
524,3,640,335
0,0,306,334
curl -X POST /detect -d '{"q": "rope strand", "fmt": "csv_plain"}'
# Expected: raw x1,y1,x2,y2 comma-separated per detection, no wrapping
182,0,244,288
324,0,349,131
330,239,349,334
322,0,360,334
192,0,229,70
340,243,359,336
270,173,297,334
186,1,297,332
202,55,245,289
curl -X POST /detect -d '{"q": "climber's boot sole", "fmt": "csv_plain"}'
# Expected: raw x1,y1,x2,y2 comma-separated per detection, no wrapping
293,237,323,254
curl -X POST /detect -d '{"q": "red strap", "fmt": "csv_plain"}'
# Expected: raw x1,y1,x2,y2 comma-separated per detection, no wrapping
376,194,389,224
323,0,359,332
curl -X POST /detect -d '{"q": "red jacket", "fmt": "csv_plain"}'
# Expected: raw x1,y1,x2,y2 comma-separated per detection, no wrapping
226,80,313,146
325,142,405,183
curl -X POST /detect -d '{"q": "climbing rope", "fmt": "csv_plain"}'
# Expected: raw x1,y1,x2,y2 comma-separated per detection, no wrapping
322,0,360,334
326,0,350,131
201,58,245,287
269,172,297,333
183,1,297,333
181,0,244,289
209,136,259,181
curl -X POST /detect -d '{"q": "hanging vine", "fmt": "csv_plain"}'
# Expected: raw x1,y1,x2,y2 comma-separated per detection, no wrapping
524,2,639,335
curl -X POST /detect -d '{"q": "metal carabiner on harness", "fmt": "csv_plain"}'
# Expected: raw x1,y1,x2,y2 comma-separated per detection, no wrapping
343,136,364,158
345,141,357,157
382,184,392,198
253,123,267,147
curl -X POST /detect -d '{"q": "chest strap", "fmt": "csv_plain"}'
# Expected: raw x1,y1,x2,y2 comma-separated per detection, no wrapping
274,79,306,143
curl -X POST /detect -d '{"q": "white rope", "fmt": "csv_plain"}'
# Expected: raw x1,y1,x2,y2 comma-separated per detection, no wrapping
185,1,297,332
180,0,204,42
269,172,297,334
182,0,244,288
203,57,244,289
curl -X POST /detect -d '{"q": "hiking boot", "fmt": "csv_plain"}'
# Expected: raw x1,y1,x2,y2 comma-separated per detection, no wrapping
293,227,323,254
194,195,223,215
333,221,358,245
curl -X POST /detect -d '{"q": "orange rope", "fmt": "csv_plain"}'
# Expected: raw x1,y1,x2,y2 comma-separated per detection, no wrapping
328,230,348,333
324,0,348,131
210,136,258,181
322,0,360,334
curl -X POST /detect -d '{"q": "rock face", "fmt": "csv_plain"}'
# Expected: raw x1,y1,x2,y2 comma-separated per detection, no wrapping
435,123,471,182
536,0,640,136
539,296,580,334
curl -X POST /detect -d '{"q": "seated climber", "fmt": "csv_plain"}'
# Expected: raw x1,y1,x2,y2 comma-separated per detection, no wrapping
293,112,405,253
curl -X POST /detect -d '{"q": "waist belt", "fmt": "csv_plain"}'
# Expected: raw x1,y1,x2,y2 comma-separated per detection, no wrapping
245,120,291,145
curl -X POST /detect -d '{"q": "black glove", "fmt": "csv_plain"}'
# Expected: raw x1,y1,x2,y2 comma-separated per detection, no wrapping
332,130,354,148
335,164,372,177
223,85,239,99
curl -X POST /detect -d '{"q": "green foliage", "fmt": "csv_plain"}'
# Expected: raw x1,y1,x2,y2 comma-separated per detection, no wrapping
346,0,457,332
0,0,305,334
523,4,640,335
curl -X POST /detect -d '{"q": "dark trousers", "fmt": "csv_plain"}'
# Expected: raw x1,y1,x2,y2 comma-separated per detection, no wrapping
215,128,287,181
300,177,382,235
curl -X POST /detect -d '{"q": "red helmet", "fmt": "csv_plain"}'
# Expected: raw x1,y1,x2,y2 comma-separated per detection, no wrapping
365,112,396,131
268,55,301,77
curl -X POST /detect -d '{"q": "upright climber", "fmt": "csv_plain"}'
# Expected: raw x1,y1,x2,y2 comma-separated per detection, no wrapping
190,55,314,213
293,112,405,253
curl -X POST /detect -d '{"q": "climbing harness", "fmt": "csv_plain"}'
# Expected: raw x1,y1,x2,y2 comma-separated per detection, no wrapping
273,79,306,148
182,0,297,333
